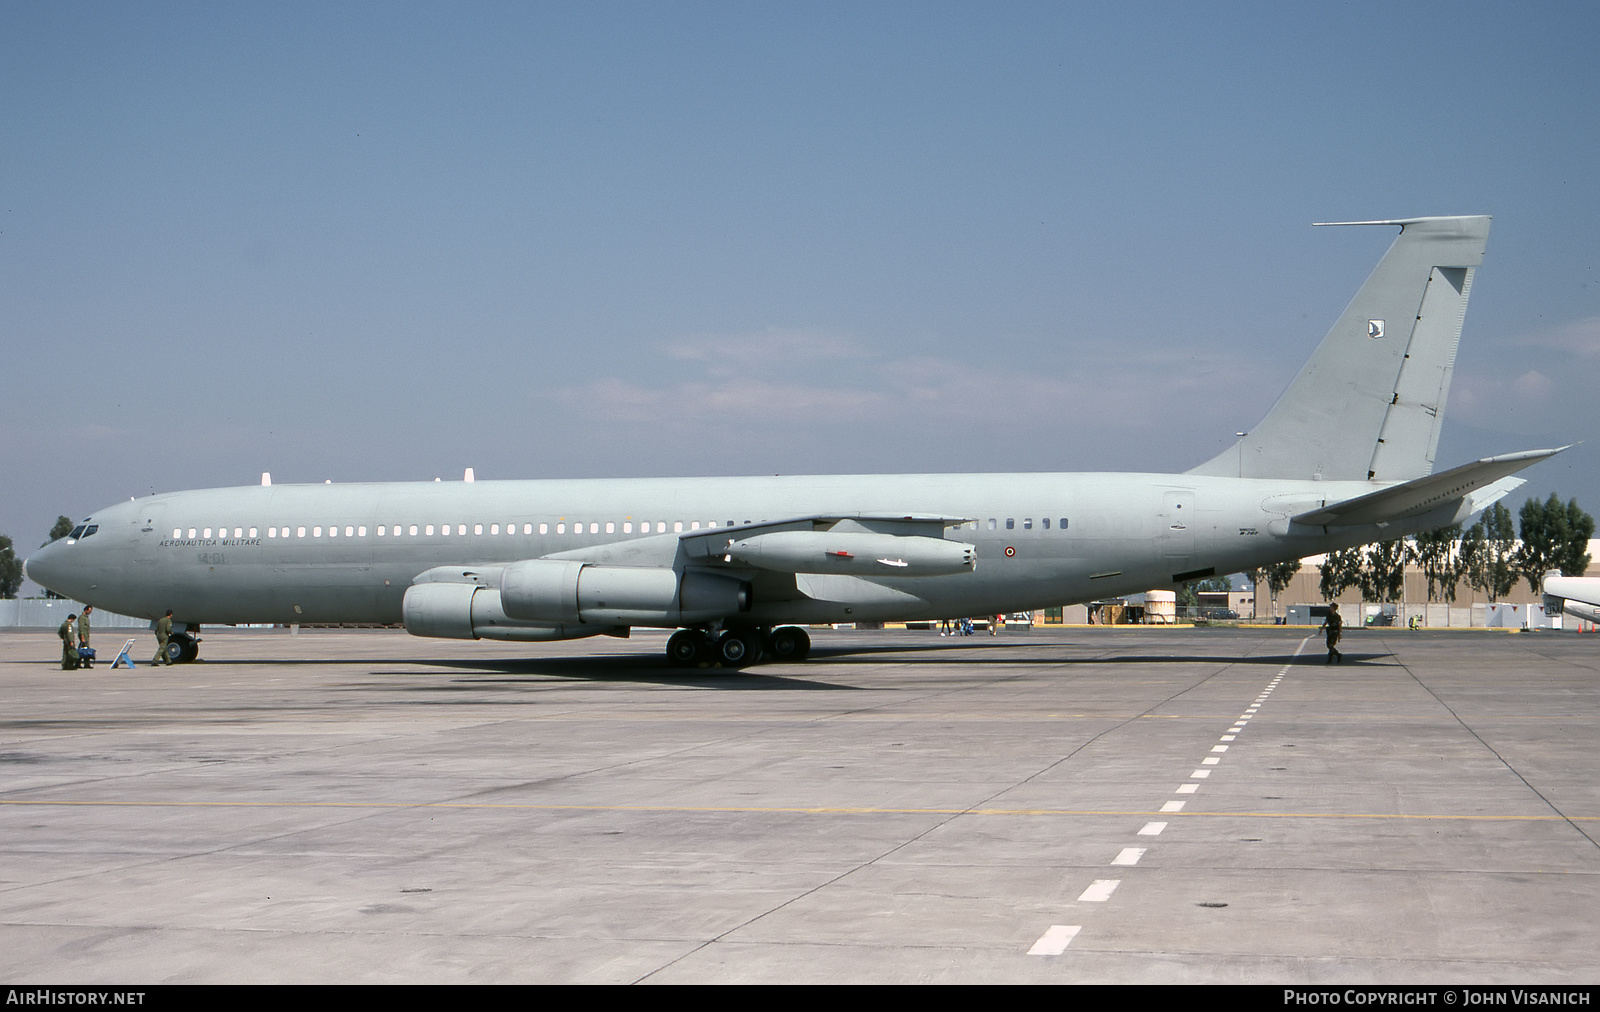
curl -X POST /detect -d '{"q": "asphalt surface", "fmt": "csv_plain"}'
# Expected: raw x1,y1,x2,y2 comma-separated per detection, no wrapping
2,625,1597,984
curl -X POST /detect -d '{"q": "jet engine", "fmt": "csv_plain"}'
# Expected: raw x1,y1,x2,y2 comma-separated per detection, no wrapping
402,582,615,642
499,559,750,625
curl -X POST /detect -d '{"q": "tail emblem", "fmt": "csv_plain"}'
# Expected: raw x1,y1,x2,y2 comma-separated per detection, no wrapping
1368,319,1385,339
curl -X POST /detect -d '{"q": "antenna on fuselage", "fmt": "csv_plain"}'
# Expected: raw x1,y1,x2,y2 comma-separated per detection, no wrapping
261,472,271,487
465,468,475,482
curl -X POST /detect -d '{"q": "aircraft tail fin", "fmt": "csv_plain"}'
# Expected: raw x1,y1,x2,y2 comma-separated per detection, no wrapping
1189,216,1490,483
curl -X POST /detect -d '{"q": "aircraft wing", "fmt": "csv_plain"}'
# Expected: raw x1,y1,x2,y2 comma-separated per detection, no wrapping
1291,448,1566,527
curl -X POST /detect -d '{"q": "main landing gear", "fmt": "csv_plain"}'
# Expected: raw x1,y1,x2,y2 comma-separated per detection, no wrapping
162,630,201,664
665,626,811,669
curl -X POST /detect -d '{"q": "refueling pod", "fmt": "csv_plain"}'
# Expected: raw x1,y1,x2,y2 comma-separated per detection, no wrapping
726,530,976,577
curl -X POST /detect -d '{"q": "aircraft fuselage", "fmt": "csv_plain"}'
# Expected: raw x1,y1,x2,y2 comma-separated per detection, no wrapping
28,470,1457,628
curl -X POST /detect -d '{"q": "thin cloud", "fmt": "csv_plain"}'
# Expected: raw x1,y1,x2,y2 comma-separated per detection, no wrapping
1519,317,1600,357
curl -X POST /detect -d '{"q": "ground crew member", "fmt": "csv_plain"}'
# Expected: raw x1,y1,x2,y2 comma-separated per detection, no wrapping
59,614,80,670
77,605,93,667
152,609,174,666
1321,603,1343,665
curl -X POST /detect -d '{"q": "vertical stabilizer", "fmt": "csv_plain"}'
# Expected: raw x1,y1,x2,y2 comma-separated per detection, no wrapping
1189,216,1489,482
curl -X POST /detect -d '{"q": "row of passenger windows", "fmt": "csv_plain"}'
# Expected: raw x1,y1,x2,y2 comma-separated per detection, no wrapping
174,517,1071,540
175,520,731,540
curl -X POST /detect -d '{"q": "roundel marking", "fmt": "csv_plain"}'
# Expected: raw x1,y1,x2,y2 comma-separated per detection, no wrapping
1004,546,1015,557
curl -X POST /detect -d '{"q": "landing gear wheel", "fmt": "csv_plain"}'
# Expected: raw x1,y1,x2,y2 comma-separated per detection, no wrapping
162,636,188,665
178,635,200,663
766,626,811,661
666,630,709,667
716,629,764,668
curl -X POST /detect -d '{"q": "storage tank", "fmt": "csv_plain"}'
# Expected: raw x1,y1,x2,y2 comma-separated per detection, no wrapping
1144,590,1176,624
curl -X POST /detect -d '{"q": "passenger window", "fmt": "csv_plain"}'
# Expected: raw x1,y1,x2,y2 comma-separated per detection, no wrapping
589,522,598,534
425,525,434,536
557,523,565,534
458,524,466,536
623,522,632,533
1023,518,1032,530
987,519,996,531
357,526,366,537
538,523,547,534
606,522,615,534
674,522,683,532
1042,518,1050,529
1060,518,1069,529
203,528,212,538
1006,519,1014,530
248,527,256,538
475,524,483,535
409,525,418,536
691,521,700,530
298,527,307,538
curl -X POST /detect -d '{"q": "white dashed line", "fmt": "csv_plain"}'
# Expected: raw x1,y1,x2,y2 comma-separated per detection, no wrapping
1028,924,1081,955
1161,800,1185,812
1190,769,1210,778
1078,879,1120,902
1176,783,1198,794
1111,848,1145,866
1201,757,1220,765
1138,822,1167,836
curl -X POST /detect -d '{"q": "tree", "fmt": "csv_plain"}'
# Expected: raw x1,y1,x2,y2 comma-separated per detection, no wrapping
0,534,23,599
1462,504,1517,603
45,515,74,546
1246,560,1302,619
1360,539,1407,603
1410,524,1464,603
1259,559,1302,619
1319,547,1363,602
1516,494,1595,591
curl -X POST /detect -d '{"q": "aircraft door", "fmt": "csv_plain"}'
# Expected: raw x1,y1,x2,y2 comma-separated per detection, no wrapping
132,504,166,566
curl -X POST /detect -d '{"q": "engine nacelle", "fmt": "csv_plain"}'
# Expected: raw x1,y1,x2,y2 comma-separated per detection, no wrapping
726,530,976,576
402,582,616,642
498,559,751,626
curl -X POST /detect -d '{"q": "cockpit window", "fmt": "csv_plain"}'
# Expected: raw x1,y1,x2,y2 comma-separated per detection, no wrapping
69,526,86,539
82,525,98,538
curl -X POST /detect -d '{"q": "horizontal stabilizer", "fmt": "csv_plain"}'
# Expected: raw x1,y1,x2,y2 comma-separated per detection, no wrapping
1291,448,1565,527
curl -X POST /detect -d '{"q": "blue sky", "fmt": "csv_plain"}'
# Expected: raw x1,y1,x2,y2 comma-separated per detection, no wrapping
3,2,1598,584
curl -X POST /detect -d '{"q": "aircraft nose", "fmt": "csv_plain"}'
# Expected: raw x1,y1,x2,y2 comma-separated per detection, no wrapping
23,541,68,596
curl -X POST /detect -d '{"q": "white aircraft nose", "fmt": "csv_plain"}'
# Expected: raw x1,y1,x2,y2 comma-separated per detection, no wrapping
23,542,67,595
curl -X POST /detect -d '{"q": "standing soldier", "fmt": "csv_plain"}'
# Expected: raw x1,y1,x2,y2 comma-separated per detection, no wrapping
152,609,174,666
59,614,80,670
77,605,93,667
1321,602,1343,665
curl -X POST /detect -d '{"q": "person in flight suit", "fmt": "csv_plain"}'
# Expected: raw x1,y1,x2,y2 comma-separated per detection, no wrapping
152,610,174,666
77,605,93,667
59,614,79,670
1321,602,1344,665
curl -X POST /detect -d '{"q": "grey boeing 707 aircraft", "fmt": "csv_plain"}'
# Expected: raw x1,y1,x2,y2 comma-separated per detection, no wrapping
26,215,1563,666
